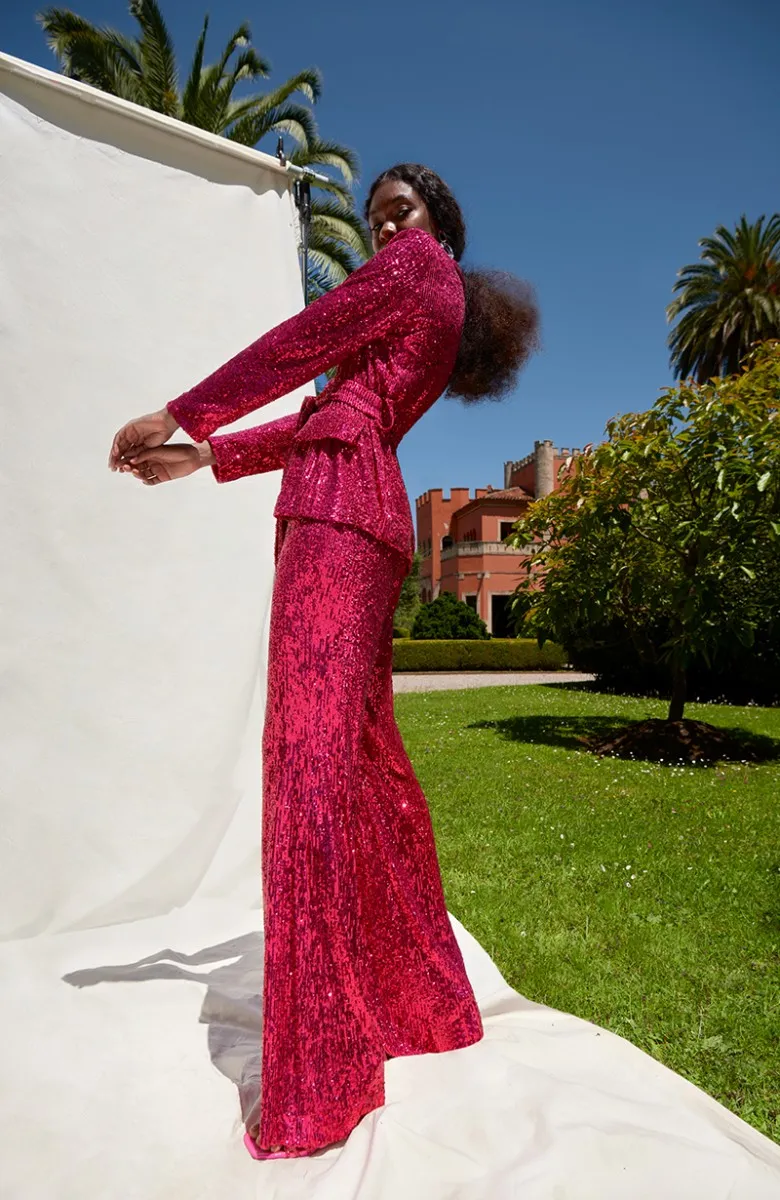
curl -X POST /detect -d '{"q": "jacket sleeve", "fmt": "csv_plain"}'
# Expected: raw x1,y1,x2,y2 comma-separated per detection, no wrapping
206,411,300,483
166,227,437,443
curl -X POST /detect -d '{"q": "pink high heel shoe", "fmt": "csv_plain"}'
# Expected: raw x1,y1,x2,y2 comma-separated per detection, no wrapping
243,1131,312,1161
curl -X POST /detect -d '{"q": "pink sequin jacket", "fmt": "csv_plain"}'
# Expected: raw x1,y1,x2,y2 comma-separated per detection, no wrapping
166,228,466,569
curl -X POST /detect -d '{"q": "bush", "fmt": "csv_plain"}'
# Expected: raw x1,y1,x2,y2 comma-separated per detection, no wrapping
411,592,490,640
392,638,567,672
510,342,780,720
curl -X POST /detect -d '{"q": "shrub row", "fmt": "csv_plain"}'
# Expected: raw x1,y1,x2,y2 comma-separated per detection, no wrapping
392,638,567,672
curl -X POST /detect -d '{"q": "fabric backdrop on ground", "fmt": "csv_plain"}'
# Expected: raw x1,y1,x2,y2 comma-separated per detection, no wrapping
1,53,778,1200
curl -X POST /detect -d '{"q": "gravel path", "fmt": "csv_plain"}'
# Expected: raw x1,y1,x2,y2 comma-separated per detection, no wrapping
392,671,595,693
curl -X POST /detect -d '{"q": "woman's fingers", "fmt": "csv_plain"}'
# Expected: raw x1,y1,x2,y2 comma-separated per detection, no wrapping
110,422,145,468
109,410,178,470
131,466,165,485
117,441,198,486
126,452,167,485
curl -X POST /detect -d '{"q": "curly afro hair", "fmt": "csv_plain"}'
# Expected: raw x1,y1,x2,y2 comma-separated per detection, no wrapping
364,163,540,403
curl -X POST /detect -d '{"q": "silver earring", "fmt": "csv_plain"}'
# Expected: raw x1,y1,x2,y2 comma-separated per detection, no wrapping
438,237,455,259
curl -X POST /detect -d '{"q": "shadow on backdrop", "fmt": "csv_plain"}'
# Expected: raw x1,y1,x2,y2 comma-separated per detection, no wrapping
63,933,265,1128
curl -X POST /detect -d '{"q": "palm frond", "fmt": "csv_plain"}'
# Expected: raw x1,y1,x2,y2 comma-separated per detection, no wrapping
242,67,323,114
223,45,269,87
217,94,267,127
219,69,323,144
226,100,319,148
36,7,97,68
191,26,270,134
289,137,359,186
180,12,208,125
37,8,138,94
208,48,272,132
306,242,357,291
129,0,178,113
306,255,344,301
310,196,371,259
211,22,268,85
102,28,147,75
37,10,146,102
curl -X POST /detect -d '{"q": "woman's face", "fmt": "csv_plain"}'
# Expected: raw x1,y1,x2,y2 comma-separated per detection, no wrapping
367,180,438,254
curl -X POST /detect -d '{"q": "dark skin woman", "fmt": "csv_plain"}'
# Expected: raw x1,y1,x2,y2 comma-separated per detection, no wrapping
109,181,438,482
109,164,538,1158
367,177,439,252
110,166,539,483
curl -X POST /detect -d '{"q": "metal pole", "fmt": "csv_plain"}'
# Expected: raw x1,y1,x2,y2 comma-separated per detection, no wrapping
293,177,312,306
277,136,328,307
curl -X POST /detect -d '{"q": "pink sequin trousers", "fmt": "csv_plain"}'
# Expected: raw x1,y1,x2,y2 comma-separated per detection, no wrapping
258,516,484,1150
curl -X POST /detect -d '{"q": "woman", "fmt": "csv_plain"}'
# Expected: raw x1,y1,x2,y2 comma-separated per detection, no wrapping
108,163,539,1160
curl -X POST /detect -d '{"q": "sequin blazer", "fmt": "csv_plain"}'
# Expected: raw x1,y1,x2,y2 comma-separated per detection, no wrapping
166,227,466,568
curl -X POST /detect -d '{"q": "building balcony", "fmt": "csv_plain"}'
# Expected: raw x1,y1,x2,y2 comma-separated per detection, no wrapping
440,539,536,560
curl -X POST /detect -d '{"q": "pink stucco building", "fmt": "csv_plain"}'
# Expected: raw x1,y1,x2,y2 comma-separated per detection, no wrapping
415,441,579,636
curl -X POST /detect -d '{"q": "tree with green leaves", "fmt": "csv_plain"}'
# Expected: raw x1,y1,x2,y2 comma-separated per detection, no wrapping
392,551,422,636
411,591,490,641
36,0,370,290
509,341,780,725
667,214,780,382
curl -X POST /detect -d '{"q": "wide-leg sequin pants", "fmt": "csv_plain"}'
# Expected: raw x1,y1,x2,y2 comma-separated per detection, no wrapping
258,516,484,1150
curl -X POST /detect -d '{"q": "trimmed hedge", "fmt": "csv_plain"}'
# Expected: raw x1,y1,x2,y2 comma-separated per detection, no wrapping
392,638,568,672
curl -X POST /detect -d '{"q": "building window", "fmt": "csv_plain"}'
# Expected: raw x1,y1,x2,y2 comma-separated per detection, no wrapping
499,520,515,542
463,594,477,612
442,535,453,550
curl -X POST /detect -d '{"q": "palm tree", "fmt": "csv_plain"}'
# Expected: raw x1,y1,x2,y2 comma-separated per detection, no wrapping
36,0,370,290
667,214,780,381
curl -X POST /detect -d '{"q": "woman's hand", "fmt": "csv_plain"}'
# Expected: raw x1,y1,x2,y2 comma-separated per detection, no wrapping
109,407,180,471
120,441,215,486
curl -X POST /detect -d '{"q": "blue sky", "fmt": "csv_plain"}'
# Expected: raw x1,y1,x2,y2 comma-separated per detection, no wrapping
3,0,779,506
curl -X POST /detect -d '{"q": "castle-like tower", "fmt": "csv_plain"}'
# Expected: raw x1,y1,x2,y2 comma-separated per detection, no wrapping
414,441,580,635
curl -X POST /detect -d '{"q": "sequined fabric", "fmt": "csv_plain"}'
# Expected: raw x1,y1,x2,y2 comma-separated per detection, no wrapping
165,229,482,1153
167,227,466,569
259,516,483,1150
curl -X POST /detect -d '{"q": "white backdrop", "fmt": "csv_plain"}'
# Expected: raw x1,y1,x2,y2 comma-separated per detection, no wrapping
0,53,305,940
1,52,779,1200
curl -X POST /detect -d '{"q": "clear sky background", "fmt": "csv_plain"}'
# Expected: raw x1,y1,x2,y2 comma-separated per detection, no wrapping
3,0,779,508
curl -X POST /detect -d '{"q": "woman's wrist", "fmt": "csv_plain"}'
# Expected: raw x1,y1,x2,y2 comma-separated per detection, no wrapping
161,405,181,436
195,439,216,469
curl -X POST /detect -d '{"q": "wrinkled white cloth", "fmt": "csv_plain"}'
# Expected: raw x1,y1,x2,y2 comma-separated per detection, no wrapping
1,51,779,1200
2,903,779,1200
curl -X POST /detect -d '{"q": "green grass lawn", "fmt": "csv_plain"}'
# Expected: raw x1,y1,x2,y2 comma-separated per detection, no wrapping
395,683,780,1143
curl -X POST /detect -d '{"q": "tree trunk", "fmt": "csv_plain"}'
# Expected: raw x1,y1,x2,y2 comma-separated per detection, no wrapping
668,664,687,722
